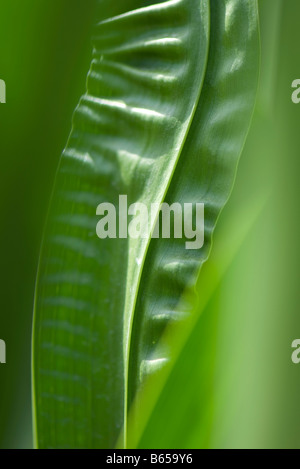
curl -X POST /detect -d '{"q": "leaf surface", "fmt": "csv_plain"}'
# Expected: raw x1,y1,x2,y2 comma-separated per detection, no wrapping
32,0,259,449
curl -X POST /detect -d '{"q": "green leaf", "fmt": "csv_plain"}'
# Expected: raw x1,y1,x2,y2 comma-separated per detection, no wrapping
32,0,259,449
126,192,268,448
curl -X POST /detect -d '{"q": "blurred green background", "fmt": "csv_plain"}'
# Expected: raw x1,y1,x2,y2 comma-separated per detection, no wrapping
0,0,299,449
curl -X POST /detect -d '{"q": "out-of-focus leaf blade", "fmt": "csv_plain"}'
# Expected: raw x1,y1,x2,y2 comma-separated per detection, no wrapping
126,193,268,448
